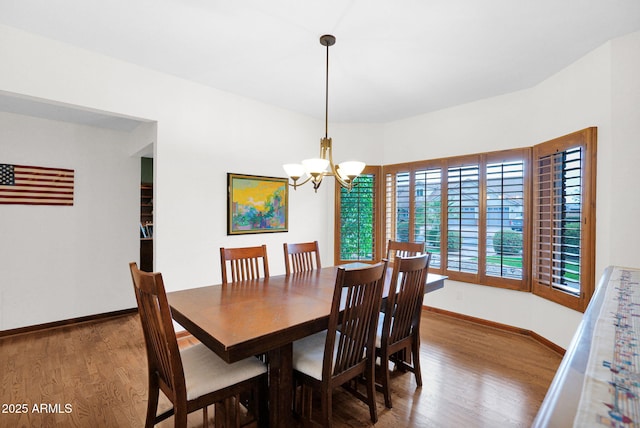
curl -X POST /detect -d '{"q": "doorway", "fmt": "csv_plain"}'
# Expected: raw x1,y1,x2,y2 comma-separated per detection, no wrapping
140,157,153,271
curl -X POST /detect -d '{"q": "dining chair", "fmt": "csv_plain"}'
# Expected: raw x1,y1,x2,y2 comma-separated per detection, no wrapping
220,245,270,284
386,240,425,266
129,262,268,428
291,262,387,427
375,253,431,409
283,241,321,275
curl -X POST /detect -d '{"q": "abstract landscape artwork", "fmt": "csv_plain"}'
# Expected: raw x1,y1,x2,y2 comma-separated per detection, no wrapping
227,173,288,235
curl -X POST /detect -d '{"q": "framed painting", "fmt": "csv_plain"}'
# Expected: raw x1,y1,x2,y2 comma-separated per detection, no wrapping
227,173,288,235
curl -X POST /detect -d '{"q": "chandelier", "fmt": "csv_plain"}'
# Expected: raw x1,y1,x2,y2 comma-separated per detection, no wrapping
283,34,366,192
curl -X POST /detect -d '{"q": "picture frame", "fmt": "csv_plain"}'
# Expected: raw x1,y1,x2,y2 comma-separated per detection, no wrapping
227,173,288,235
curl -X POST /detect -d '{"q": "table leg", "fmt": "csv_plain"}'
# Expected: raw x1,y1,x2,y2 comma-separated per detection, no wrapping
267,343,293,428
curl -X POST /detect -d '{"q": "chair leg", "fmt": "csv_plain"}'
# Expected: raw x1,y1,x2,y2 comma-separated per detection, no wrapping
302,385,313,423
381,353,393,409
174,402,188,428
145,380,160,428
321,387,332,428
412,338,423,387
366,364,378,423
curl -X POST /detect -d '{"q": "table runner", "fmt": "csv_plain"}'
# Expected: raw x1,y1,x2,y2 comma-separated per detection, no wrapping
574,267,640,427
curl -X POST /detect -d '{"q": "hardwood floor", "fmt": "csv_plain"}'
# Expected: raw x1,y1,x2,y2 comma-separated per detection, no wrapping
0,311,562,427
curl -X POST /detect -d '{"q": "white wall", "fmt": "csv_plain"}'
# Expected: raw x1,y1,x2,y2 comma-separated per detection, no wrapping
610,31,640,266
0,111,139,330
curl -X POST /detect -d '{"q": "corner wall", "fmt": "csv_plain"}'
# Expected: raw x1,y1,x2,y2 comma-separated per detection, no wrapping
609,31,640,266
382,31,640,348
0,111,139,330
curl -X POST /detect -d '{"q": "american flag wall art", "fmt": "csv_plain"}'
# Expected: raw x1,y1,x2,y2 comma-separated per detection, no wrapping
0,164,74,206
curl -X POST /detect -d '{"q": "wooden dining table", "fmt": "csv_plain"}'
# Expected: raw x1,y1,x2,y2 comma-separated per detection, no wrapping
167,264,446,427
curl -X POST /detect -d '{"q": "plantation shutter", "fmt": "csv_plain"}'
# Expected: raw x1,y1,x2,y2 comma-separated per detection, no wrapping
394,172,411,242
532,128,596,312
485,160,525,280
384,172,396,244
446,163,479,274
337,172,377,262
415,167,442,269
384,170,412,243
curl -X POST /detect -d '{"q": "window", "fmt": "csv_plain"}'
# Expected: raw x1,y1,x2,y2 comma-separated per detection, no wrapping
447,163,480,275
335,128,596,311
485,159,525,281
532,128,597,311
415,167,442,268
335,166,381,263
382,151,529,291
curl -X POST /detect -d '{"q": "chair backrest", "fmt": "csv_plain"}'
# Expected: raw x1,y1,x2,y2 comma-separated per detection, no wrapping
283,241,321,275
381,253,431,347
220,245,270,284
129,262,186,403
386,240,425,266
323,262,387,384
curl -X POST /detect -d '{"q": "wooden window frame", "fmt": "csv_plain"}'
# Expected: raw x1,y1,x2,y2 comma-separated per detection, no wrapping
531,128,597,312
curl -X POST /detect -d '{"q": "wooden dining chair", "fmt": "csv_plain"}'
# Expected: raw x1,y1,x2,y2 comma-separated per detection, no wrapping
386,240,425,266
129,262,268,428
220,245,270,284
283,241,321,275
375,253,431,409
291,262,387,427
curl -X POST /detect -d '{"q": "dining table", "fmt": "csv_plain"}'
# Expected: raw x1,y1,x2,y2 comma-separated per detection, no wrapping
167,263,446,427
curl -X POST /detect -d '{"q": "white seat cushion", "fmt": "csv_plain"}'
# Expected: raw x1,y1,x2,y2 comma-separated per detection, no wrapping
292,330,341,381
180,343,267,401
375,312,384,348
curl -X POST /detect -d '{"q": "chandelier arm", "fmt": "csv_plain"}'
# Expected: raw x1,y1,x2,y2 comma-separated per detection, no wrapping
327,162,351,188
287,175,313,189
326,159,353,189
333,168,354,189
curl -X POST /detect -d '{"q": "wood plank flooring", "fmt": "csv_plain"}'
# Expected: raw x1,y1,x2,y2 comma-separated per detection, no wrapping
0,311,562,427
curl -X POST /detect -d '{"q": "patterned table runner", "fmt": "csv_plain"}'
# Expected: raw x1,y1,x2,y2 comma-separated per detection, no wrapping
574,267,640,427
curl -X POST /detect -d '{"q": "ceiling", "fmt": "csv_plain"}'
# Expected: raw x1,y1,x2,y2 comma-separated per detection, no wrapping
1,0,639,126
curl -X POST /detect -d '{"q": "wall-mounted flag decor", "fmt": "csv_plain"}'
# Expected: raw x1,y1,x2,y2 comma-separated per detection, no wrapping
0,164,74,206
